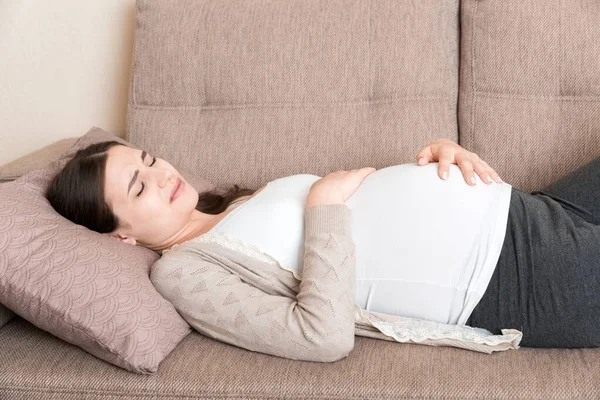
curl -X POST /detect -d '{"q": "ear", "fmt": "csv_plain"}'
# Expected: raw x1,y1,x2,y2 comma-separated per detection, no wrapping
103,232,137,246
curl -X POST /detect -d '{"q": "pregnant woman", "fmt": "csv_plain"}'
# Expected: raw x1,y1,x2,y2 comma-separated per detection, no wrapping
45,138,600,361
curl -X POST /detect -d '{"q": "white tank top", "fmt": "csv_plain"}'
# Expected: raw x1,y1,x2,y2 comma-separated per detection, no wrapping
203,163,512,325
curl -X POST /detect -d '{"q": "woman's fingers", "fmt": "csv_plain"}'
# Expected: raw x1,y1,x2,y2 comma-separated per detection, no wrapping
453,154,502,185
418,142,504,185
466,158,485,185
417,157,428,165
477,159,503,183
415,146,433,165
437,150,453,180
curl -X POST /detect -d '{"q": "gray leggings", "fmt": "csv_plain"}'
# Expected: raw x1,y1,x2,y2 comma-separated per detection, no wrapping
465,155,600,348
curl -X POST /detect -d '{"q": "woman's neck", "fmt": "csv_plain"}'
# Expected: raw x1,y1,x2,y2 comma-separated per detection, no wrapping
151,209,228,254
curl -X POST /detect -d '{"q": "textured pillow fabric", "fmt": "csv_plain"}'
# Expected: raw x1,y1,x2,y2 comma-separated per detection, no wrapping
0,126,216,374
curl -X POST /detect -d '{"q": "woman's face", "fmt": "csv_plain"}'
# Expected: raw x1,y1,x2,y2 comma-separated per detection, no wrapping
102,144,198,247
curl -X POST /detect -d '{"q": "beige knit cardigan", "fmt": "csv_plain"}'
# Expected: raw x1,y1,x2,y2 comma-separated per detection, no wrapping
150,204,523,362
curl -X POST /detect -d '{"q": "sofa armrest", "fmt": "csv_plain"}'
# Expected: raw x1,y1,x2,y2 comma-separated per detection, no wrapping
0,138,79,182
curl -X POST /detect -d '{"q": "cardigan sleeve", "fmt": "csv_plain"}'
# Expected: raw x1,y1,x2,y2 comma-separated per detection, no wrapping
150,204,356,363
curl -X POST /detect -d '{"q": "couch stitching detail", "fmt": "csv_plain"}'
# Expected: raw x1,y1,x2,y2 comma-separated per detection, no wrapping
129,96,454,111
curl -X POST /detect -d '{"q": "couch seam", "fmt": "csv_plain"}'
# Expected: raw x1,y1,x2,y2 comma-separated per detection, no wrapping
469,0,478,152
131,0,140,107
368,1,372,101
0,386,515,399
128,96,454,111
476,92,600,102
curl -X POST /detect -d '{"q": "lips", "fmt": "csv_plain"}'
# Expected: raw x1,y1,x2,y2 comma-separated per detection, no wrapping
170,178,183,203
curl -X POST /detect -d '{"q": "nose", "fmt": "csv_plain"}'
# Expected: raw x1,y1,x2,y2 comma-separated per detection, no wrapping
157,168,173,189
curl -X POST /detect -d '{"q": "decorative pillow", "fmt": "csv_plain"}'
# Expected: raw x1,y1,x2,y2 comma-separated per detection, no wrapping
0,126,219,374
0,137,77,182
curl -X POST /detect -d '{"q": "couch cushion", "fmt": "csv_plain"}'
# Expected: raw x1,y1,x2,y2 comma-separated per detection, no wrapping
1,315,599,399
127,0,460,190
0,127,194,374
459,0,600,193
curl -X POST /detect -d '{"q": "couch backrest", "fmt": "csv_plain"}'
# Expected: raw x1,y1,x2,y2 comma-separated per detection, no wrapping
128,0,599,193
127,0,460,190
459,0,600,193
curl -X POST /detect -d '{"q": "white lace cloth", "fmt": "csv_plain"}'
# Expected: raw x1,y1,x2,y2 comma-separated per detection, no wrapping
192,231,304,280
184,231,522,352
355,306,519,346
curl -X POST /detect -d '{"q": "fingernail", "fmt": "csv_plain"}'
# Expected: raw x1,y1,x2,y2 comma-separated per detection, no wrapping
442,171,447,180
498,177,503,183
418,158,424,165
486,175,492,184
470,176,476,185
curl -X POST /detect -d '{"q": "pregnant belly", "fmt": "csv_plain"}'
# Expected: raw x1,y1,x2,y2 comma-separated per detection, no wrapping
343,162,505,323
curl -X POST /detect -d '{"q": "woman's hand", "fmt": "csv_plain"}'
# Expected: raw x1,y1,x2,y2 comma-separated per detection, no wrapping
306,167,376,209
415,138,503,186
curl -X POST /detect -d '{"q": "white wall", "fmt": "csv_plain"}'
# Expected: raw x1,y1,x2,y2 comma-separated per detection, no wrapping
0,0,136,165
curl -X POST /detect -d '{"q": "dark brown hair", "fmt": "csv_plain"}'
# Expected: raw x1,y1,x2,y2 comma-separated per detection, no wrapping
45,141,255,234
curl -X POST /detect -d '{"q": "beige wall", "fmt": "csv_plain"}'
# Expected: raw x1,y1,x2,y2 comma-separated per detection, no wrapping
0,0,135,165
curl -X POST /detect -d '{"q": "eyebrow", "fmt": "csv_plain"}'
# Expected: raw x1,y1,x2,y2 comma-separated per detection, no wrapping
128,150,146,197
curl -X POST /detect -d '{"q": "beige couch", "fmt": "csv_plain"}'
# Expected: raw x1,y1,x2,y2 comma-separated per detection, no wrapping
2,0,600,398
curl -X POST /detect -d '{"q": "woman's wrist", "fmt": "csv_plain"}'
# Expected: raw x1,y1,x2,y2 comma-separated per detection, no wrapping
305,196,344,209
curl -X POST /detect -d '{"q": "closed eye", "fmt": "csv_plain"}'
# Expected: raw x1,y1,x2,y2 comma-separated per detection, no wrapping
136,157,157,197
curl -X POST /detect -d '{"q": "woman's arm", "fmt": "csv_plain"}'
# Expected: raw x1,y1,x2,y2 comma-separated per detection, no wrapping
150,203,356,363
